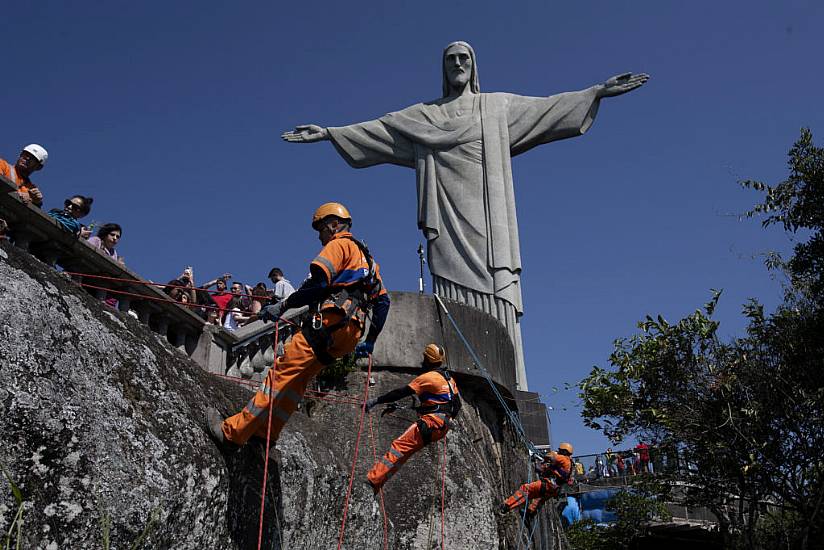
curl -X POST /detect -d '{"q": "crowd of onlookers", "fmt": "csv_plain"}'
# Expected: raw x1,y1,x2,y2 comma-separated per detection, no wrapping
571,442,660,482
161,268,295,331
2,143,297,331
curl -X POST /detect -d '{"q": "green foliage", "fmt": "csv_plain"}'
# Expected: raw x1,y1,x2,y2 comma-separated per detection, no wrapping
742,127,824,302
1,463,23,550
101,506,162,550
129,507,161,550
316,353,359,389
565,519,611,550
579,129,824,550
564,491,671,550
607,490,672,547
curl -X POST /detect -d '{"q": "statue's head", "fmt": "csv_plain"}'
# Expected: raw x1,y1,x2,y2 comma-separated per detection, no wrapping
442,41,480,97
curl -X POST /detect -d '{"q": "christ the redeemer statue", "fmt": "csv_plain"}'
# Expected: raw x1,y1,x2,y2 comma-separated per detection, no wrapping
282,41,648,390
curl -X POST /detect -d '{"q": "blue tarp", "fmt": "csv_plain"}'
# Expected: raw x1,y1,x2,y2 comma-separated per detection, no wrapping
568,488,621,525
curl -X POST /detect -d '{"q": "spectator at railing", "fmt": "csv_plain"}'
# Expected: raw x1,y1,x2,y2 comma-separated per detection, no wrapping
201,273,233,321
222,296,251,332
1,144,48,207
267,267,295,302
605,448,617,477
573,459,584,479
594,453,605,478
586,465,596,480
636,442,651,474
88,223,125,265
170,267,218,319
47,195,93,237
625,451,638,475
164,279,189,302
230,281,252,311
205,308,220,326
616,451,626,477
246,282,270,318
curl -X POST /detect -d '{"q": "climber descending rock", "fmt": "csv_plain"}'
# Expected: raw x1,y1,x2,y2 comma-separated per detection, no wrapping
207,202,391,449
364,344,461,492
501,442,575,516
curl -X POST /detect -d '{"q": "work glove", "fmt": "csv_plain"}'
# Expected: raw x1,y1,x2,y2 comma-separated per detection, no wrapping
258,302,286,323
354,341,374,358
364,398,379,413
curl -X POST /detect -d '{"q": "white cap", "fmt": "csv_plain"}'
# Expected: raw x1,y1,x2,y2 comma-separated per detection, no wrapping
22,144,48,166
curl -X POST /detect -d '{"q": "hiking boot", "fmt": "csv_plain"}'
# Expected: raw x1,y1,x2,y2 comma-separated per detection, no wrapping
365,478,381,496
268,447,283,469
206,407,238,451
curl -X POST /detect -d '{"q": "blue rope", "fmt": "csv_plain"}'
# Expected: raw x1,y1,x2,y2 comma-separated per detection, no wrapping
515,464,533,550
433,295,539,456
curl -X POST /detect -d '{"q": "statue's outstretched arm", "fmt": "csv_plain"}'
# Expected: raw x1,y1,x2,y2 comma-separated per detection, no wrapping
281,124,330,143
595,73,650,99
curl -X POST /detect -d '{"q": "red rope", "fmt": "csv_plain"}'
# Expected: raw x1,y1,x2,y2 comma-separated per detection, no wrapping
64,271,257,298
211,372,362,406
257,322,279,550
440,434,447,549
336,354,374,550
73,279,300,327
368,415,389,550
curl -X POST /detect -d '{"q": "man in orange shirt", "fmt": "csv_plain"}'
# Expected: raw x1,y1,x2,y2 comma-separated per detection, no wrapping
501,442,575,515
207,202,390,448
0,144,48,207
365,344,461,492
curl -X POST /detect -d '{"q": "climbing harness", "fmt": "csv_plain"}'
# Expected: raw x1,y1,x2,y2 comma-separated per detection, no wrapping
301,235,383,366
414,368,462,418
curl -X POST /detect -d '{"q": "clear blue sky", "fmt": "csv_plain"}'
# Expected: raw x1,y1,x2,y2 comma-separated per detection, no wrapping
3,0,822,455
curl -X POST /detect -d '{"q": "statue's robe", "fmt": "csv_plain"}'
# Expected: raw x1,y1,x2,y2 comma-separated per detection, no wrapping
328,89,600,388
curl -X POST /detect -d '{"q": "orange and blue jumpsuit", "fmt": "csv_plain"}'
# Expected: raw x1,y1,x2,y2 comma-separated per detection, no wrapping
367,369,459,489
221,231,390,445
503,453,572,513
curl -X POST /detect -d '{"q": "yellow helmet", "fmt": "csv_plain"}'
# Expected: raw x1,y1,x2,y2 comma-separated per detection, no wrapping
558,442,574,456
422,343,445,366
312,202,352,229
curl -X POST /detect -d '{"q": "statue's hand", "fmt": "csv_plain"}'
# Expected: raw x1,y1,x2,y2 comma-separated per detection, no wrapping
281,124,329,143
597,73,649,98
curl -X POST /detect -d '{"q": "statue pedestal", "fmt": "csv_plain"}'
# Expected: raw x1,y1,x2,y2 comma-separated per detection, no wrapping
371,291,549,445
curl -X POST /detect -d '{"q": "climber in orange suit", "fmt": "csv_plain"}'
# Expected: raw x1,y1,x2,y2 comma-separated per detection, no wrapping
365,344,461,492
206,202,390,448
501,442,575,515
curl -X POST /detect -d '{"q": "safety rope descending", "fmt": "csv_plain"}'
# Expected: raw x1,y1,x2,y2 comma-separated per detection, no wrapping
336,353,374,550
516,464,533,550
425,443,439,550
440,434,447,550
433,295,537,456
367,414,389,550
434,294,544,548
257,322,279,550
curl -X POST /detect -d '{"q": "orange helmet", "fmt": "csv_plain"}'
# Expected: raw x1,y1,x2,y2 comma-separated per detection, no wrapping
558,442,574,456
312,202,352,229
422,343,445,366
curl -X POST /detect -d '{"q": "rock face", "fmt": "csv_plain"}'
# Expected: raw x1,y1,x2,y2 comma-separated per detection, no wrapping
0,242,553,549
